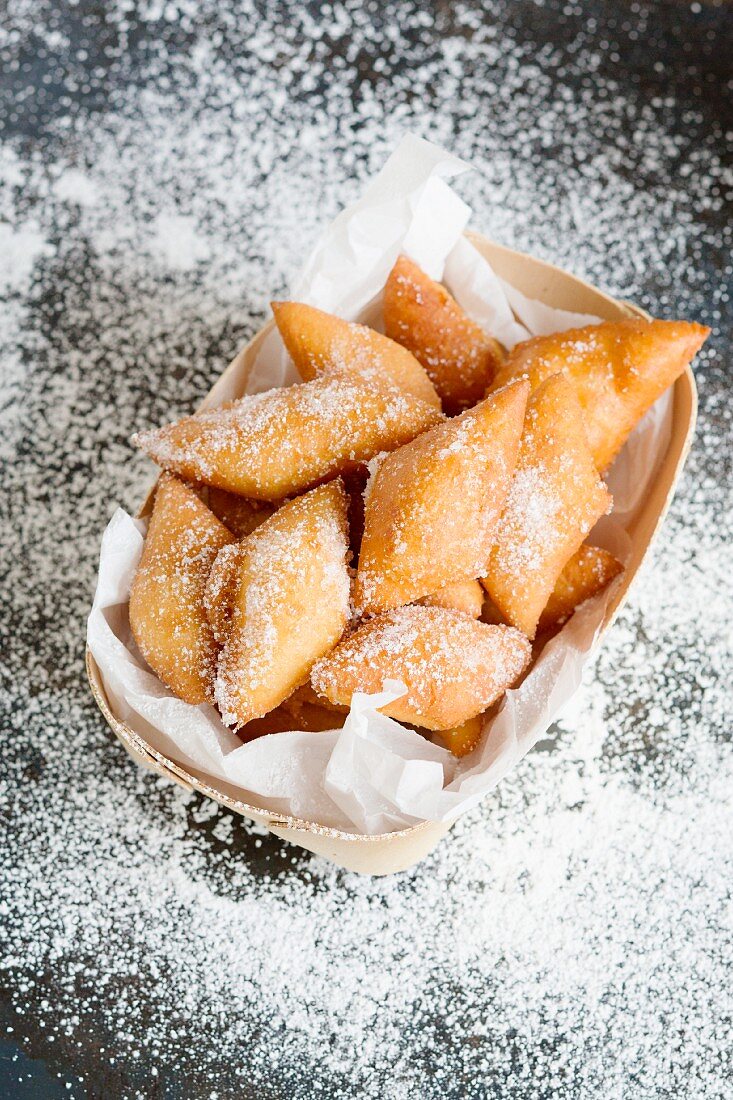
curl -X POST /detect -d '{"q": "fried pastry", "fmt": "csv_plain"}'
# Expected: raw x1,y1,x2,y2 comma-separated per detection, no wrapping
129,473,235,704
482,374,612,639
203,541,242,644
133,376,442,501
285,682,350,715
234,701,341,741
490,318,709,471
214,480,351,728
421,579,485,619
311,605,531,731
383,254,505,413
437,714,485,757
537,544,623,632
342,469,368,557
280,684,349,731
354,379,529,615
272,301,441,409
202,493,280,648
206,487,276,538
480,594,508,626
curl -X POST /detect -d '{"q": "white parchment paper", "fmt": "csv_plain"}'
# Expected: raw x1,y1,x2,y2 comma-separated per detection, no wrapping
87,135,674,835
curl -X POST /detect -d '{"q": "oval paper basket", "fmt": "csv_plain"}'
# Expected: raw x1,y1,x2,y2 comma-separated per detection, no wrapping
86,233,697,876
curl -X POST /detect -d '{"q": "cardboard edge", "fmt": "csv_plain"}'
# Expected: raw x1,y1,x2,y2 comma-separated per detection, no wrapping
85,650,447,851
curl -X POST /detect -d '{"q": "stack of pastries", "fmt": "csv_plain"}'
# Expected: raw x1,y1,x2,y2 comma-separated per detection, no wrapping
129,255,708,757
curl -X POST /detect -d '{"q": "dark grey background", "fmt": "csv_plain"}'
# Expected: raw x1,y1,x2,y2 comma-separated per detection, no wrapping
0,1,731,1097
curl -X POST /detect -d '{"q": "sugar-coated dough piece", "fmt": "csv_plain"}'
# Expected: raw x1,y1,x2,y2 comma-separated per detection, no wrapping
537,544,623,632
206,487,275,537
272,301,441,409
234,701,341,742
490,318,709,471
133,377,442,501
342,469,368,557
482,375,612,639
280,684,348,731
214,481,351,727
437,714,485,757
383,254,505,413
233,684,349,742
311,605,532,731
129,474,235,704
203,495,280,643
286,682,350,715
421,579,485,619
204,541,242,644
354,380,529,615
480,595,507,626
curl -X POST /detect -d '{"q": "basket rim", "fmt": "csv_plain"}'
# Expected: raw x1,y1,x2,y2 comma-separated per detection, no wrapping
85,649,440,841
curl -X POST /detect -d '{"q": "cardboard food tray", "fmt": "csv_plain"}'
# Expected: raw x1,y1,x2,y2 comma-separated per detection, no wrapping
85,232,697,876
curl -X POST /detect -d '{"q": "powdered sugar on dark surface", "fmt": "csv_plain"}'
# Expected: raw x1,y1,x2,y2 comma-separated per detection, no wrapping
0,1,731,1097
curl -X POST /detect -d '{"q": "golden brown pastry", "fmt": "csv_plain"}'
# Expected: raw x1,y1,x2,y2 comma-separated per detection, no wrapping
280,684,349,731
537,544,624,632
214,481,351,728
133,376,442,501
480,594,507,626
206,487,276,538
354,380,529,615
490,318,709,471
311,605,531,731
234,701,342,741
342,469,368,558
383,254,505,413
285,682,350,715
482,374,612,639
420,579,485,619
436,714,485,757
129,474,234,704
203,541,242,644
272,300,441,409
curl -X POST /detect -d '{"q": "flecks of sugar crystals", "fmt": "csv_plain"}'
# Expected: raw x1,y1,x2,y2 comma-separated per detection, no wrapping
214,485,350,724
0,0,730,1096
312,606,530,717
135,376,438,495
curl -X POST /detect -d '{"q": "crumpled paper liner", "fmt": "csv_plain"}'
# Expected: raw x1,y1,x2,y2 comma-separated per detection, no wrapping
87,134,673,835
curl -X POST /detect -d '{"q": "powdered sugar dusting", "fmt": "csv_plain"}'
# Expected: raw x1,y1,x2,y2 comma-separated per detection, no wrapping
486,378,612,635
499,463,564,571
0,0,730,1095
312,605,531,729
134,376,439,500
203,539,242,643
129,475,234,702
356,386,524,613
214,483,351,726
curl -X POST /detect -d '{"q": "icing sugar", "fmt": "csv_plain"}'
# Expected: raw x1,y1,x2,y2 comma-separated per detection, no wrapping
0,0,729,1094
